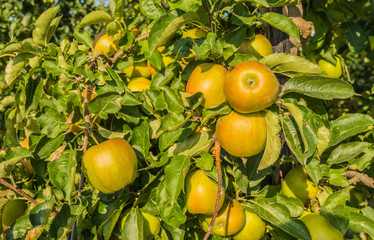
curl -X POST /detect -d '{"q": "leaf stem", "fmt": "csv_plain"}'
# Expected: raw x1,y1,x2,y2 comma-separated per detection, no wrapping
0,178,39,205
203,134,222,240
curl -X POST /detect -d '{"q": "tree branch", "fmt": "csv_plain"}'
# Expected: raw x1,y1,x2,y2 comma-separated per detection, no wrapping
202,0,213,31
203,134,222,240
0,178,39,205
346,170,374,188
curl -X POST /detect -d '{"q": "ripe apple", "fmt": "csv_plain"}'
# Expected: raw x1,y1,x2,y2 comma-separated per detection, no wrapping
121,209,161,239
123,61,152,79
237,34,273,58
1,199,27,226
318,56,342,79
282,165,319,203
216,111,267,157
186,63,227,108
82,138,138,194
300,212,343,240
200,199,246,237
233,209,266,240
185,169,225,215
224,61,279,113
93,31,119,56
127,77,151,92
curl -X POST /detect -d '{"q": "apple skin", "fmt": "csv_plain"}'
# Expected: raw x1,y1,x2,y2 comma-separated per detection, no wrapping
127,77,151,92
82,138,138,194
237,34,273,58
93,31,119,56
282,165,319,203
1,199,27,226
200,199,246,237
216,111,267,157
186,63,227,108
318,56,342,79
233,210,266,240
123,61,152,79
185,170,225,215
300,212,343,240
224,61,279,113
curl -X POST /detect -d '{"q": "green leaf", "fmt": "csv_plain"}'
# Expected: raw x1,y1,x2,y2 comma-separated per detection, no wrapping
0,147,32,178
148,10,199,54
326,142,371,166
282,98,318,161
131,119,151,159
47,150,76,200
113,0,125,21
73,30,93,48
195,151,214,171
36,109,67,139
168,0,201,12
139,0,166,19
163,87,185,112
46,15,63,43
5,215,32,239
42,59,70,76
281,114,304,162
76,10,113,29
258,109,281,170
168,132,211,157
281,76,356,100
250,200,311,240
201,103,231,125
349,212,374,238
5,53,32,87
32,6,60,46
34,134,65,159
260,53,325,77
122,208,144,240
164,155,190,202
88,92,121,119
344,22,369,54
231,3,255,25
261,12,300,42
156,179,186,227
50,203,86,238
329,114,374,147
151,65,180,88
322,188,350,210
321,205,349,234
193,32,223,60
29,198,55,226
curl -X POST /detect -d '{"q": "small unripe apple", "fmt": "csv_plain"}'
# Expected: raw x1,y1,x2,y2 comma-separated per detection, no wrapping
82,138,138,194
200,199,246,237
186,63,227,108
300,212,343,240
1,199,27,226
185,170,225,215
93,31,119,56
318,56,342,79
123,61,152,79
127,77,151,92
233,209,266,240
282,165,319,203
237,34,273,58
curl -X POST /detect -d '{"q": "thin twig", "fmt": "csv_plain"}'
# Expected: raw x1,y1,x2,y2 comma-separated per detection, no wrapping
202,0,213,31
0,178,39,205
70,85,91,240
203,134,222,240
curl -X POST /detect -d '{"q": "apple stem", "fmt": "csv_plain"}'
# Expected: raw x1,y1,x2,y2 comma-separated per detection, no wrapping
0,178,39,205
203,134,222,240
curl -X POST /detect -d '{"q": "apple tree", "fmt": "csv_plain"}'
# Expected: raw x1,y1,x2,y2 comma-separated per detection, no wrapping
0,0,373,239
